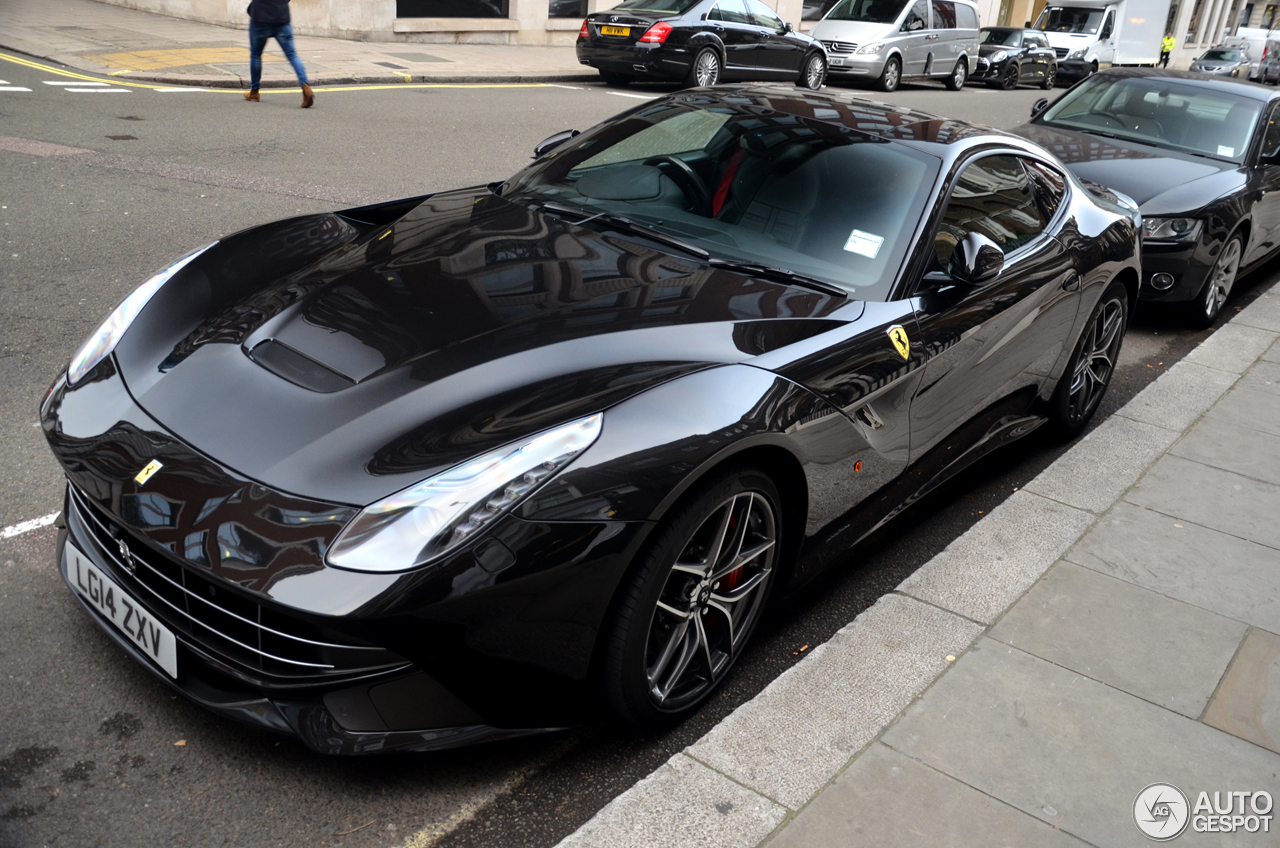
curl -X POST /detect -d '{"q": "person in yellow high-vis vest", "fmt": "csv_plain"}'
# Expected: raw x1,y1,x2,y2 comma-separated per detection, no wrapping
1161,32,1176,67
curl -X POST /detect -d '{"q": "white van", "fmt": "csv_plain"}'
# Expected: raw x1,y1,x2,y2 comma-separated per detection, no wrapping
811,0,980,92
1033,0,1165,80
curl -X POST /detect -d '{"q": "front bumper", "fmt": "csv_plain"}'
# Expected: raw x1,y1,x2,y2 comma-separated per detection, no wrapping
1056,58,1093,77
576,39,693,79
825,51,886,77
973,57,1006,82
1138,239,1213,303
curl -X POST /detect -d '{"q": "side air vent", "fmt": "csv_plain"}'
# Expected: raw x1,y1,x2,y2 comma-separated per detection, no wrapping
248,339,354,393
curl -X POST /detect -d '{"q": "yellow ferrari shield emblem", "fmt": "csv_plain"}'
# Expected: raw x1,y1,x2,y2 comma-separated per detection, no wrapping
134,459,163,486
887,324,910,360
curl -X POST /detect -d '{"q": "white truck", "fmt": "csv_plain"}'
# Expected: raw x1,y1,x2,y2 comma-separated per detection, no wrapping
1033,0,1168,80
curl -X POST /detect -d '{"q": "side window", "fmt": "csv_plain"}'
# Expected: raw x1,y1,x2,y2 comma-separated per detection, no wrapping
901,0,928,31
1100,9,1114,37
955,3,977,28
711,0,752,23
746,0,786,28
1022,159,1067,221
934,155,1049,268
1261,103,1280,159
930,0,956,28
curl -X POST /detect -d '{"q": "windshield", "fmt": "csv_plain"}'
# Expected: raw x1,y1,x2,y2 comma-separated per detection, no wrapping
824,0,908,24
503,100,941,300
981,28,1022,45
1035,6,1103,33
1200,49,1244,61
1040,75,1263,163
608,0,701,12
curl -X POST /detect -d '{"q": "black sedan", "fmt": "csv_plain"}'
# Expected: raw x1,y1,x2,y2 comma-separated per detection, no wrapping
576,0,827,88
974,27,1058,90
45,87,1139,753
1015,68,1280,326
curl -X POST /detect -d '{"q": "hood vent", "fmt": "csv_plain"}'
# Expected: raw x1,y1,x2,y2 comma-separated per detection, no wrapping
248,339,355,393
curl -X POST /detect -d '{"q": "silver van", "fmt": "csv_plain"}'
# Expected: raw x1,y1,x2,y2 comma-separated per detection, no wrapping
811,0,980,91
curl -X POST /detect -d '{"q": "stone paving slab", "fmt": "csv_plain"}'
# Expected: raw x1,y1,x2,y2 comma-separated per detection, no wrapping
1203,627,1280,754
1182,322,1280,374
1265,337,1280,363
1234,290,1280,333
883,639,1280,848
1235,359,1280,396
988,562,1247,718
1205,383,1280,438
1126,454,1280,551
1116,359,1239,432
1170,416,1280,486
765,743,1090,848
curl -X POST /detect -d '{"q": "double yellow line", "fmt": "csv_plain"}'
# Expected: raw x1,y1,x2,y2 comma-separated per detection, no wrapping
0,51,552,93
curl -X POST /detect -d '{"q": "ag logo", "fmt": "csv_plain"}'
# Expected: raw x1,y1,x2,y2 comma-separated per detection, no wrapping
1134,783,1190,841
134,459,163,486
886,324,910,360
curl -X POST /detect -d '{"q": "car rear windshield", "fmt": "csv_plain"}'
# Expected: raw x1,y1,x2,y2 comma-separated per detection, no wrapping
1040,75,1263,163
981,28,1022,44
1035,6,1103,33
1201,49,1244,61
607,0,701,13
502,100,941,300
824,0,908,23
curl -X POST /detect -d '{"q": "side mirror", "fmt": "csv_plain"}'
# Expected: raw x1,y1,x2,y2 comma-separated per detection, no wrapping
783,20,793,31
533,129,579,160
1031,97,1050,118
949,232,1004,283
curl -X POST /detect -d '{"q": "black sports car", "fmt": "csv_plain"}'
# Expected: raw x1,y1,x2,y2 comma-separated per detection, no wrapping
575,0,827,88
1015,68,1280,326
974,27,1058,90
45,86,1139,754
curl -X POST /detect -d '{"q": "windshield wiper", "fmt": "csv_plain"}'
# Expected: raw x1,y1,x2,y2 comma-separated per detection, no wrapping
708,258,849,299
538,201,709,260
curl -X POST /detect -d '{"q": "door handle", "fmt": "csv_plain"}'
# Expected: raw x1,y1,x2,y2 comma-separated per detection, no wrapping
1063,273,1080,291
926,33,939,40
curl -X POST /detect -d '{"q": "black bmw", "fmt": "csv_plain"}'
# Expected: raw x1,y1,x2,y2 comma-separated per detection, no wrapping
46,87,1139,754
575,0,828,88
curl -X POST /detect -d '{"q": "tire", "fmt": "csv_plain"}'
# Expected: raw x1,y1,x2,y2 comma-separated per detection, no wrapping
1048,280,1128,439
798,52,826,89
685,47,721,88
1188,234,1242,328
602,467,782,727
1000,62,1019,90
1088,60,1098,76
1041,64,1057,89
878,55,901,92
599,71,632,87
946,58,967,90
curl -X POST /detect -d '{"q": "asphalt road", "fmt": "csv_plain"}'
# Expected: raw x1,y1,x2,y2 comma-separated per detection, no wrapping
1,51,1276,848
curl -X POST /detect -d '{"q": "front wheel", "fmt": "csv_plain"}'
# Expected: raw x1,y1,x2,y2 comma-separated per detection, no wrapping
603,467,782,726
946,58,967,90
999,62,1019,90
1048,281,1128,439
1041,64,1057,89
685,47,721,88
798,52,826,89
1189,234,1242,328
878,55,901,92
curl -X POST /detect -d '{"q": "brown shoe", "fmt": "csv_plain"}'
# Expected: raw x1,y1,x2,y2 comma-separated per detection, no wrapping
244,88,259,102
301,83,314,109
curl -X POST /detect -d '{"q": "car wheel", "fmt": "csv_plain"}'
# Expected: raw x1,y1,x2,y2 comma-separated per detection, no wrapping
599,71,632,87
1049,280,1128,439
1000,62,1019,90
1042,64,1056,89
685,47,721,88
1190,234,1242,328
603,467,781,726
798,52,826,89
878,55,901,92
946,58,967,90
1089,60,1098,76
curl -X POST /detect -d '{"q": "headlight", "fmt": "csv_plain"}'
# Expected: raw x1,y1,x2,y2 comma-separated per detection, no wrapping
327,413,603,573
67,244,214,385
990,50,1008,63
856,42,884,54
1067,48,1085,60
1142,217,1204,241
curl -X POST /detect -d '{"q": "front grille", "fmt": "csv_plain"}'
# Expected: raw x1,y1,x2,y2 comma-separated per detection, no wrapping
1054,47,1068,58
822,40,858,53
68,485,408,686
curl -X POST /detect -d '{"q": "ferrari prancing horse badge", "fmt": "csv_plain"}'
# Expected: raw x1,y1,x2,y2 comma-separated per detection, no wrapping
134,459,163,486
887,325,910,360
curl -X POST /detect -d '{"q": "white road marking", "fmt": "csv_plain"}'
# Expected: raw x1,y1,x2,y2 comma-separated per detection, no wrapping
153,87,207,92
66,88,131,93
545,83,585,90
44,81,109,86
2,512,59,540
608,91,658,99
0,87,32,92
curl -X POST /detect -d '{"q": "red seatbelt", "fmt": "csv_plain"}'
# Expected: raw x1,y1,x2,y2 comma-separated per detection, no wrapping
712,148,744,217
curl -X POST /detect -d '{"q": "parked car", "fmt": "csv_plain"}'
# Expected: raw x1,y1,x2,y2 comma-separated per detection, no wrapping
1258,38,1280,83
974,26,1058,89
575,0,827,88
1189,46,1251,77
809,0,980,92
47,86,1139,753
1016,68,1280,326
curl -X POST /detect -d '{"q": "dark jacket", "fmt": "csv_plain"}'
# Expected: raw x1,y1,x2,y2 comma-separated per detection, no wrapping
247,0,291,24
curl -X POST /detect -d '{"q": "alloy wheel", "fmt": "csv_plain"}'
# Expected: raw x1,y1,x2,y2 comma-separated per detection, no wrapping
696,50,721,86
1203,237,1241,322
1002,64,1019,89
805,55,826,89
643,491,777,710
1066,294,1124,425
884,58,900,90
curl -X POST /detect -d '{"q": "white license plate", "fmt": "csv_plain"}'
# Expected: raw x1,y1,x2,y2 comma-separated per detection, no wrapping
830,57,845,65
66,540,178,678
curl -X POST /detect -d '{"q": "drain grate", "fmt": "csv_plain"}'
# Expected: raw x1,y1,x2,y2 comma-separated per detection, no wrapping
375,61,408,70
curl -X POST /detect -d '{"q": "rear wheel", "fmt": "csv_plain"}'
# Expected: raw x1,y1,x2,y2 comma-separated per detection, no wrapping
603,467,781,726
946,58,967,90
1189,234,1242,328
1041,64,1057,88
599,70,632,86
798,52,826,89
1048,281,1128,439
685,47,721,87
878,55,901,92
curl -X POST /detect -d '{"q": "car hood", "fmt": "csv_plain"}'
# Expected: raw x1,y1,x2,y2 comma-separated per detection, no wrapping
113,188,856,505
978,43,1018,57
808,19,895,43
1008,122,1245,212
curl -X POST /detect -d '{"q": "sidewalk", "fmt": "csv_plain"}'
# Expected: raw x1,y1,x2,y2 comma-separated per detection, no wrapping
0,0,594,87
559,289,1280,848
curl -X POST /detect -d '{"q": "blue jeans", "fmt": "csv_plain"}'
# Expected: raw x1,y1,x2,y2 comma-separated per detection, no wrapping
249,21,308,89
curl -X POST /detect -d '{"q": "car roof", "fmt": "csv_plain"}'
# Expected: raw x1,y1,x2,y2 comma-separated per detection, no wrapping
1092,66,1280,101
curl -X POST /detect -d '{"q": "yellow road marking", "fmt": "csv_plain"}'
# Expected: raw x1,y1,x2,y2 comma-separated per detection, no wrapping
85,47,280,72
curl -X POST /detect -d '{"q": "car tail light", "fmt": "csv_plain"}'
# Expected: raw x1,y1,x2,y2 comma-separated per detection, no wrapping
579,18,589,37
639,21,673,43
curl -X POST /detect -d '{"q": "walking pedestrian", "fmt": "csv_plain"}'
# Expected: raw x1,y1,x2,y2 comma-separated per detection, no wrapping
243,0,314,108
1160,31,1176,67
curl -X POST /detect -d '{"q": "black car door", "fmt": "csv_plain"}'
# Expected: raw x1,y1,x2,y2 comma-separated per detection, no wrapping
707,0,766,76
744,0,803,77
908,153,1081,461
1246,101,1280,264
1021,32,1043,81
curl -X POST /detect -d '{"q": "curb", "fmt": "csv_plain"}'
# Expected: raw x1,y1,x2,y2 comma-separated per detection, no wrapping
554,289,1280,848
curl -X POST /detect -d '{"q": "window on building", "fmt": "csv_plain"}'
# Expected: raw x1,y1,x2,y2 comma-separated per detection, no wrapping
550,0,588,16
396,0,510,18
